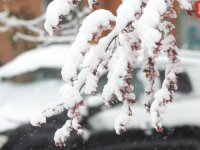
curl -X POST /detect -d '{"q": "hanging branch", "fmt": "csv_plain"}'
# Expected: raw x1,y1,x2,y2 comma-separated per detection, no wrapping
30,0,194,147
0,6,90,46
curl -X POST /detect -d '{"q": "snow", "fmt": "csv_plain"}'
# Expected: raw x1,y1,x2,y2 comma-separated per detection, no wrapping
115,100,131,135
0,47,200,133
136,0,170,116
1,75,199,133
61,9,115,85
0,10,44,33
116,0,142,32
45,0,71,36
44,0,100,36
54,120,72,146
85,74,98,95
177,0,193,10
0,0,195,141
0,43,199,80
0,44,95,79
0,45,67,78
0,7,90,46
137,0,166,57
0,80,103,132
133,0,192,131
31,27,119,146
0,45,199,98
29,24,118,146
82,128,90,141
88,99,200,131
0,0,197,146
85,95,104,107
0,44,199,131
87,0,99,9
0,79,65,132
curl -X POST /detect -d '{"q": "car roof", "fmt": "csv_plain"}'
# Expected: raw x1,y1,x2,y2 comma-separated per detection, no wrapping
0,44,95,78
0,44,200,78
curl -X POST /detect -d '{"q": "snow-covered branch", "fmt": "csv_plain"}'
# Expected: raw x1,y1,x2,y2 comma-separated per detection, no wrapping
62,9,115,85
0,6,90,46
31,6,117,146
0,10,45,33
44,0,99,36
13,32,75,46
150,0,186,132
137,0,166,113
31,28,118,146
30,0,194,146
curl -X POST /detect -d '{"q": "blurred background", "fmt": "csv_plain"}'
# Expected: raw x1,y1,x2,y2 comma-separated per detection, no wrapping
0,0,200,150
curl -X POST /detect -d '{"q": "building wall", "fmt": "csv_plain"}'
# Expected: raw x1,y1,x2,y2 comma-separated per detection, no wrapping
94,1,195,50
0,0,196,66
0,0,42,65
84,0,180,46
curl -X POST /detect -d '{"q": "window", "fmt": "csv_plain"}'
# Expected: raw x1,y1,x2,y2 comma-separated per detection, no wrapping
159,71,192,93
97,68,144,102
4,68,62,83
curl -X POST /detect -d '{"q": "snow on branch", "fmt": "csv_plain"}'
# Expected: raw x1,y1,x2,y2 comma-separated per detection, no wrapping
137,0,192,132
30,0,194,146
44,0,99,36
31,6,117,146
151,35,181,132
31,28,118,146
0,10,45,33
137,0,167,113
102,0,144,134
116,0,142,33
177,0,193,10
61,9,115,85
150,0,184,132
0,6,90,46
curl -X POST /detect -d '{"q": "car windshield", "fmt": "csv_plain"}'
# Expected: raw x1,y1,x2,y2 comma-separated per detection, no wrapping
3,68,62,83
97,68,145,102
159,70,192,94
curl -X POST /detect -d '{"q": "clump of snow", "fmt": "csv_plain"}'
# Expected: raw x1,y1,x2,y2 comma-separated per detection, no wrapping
89,99,200,131
136,0,168,115
54,120,73,146
151,34,182,131
101,0,145,134
177,0,193,10
45,0,72,36
62,9,115,85
44,0,100,36
87,0,99,9
137,0,167,57
85,74,98,95
31,0,194,145
102,44,138,107
59,84,83,109
116,0,142,32
31,26,118,146
115,100,131,135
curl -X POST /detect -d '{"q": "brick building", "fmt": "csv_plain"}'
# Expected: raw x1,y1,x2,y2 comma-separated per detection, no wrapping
0,0,197,66
0,0,42,65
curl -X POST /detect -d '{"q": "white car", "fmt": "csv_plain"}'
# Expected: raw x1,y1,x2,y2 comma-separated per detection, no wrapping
0,45,200,149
